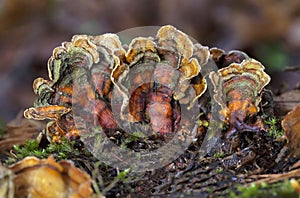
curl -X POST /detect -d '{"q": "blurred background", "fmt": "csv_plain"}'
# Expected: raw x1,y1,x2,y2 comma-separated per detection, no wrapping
1,0,300,123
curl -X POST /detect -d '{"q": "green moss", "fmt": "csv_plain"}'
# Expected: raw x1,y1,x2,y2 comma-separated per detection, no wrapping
214,152,226,158
117,168,131,181
265,117,284,139
229,180,299,198
215,167,223,173
5,138,86,164
120,131,147,149
129,131,146,141
101,168,132,194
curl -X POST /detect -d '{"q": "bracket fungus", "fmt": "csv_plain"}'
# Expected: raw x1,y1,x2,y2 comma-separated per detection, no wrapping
112,25,209,134
209,47,249,68
24,34,124,142
17,23,300,197
281,103,300,158
209,58,271,136
2,156,93,198
24,25,210,141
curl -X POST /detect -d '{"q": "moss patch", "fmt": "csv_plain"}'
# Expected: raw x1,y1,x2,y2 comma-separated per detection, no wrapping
5,138,88,164
229,180,299,198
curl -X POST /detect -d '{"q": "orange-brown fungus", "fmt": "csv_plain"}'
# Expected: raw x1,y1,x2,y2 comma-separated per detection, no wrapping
8,156,93,198
24,25,210,141
281,103,300,157
24,34,123,142
112,25,209,135
209,58,271,136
